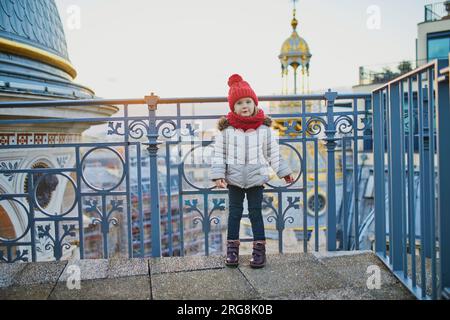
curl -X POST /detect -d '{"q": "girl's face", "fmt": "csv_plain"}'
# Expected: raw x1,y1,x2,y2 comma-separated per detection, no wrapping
234,97,256,117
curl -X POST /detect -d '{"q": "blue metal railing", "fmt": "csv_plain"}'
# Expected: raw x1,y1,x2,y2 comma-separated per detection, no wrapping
0,92,373,263
372,55,450,300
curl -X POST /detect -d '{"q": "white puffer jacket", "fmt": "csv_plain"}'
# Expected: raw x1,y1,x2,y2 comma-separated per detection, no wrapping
210,116,292,189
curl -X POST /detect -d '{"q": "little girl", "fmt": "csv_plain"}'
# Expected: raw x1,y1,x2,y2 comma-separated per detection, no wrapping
210,74,294,268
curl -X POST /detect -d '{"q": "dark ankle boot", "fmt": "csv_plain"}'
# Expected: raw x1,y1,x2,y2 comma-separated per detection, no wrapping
250,240,266,268
225,240,240,267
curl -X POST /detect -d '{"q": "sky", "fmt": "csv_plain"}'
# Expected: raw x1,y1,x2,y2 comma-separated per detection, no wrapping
55,0,433,100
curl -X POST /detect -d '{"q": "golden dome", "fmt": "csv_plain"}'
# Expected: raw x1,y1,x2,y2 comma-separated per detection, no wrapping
280,31,311,58
279,9,311,69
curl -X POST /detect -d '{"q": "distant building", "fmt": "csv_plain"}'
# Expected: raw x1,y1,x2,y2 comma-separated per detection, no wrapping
353,1,450,94
418,1,450,65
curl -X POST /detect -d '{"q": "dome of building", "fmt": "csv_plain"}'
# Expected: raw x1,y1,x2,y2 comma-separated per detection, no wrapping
280,32,311,61
279,14,312,69
0,0,95,99
0,0,70,62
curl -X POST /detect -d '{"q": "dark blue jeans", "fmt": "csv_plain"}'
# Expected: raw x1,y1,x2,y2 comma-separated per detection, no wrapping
227,184,266,241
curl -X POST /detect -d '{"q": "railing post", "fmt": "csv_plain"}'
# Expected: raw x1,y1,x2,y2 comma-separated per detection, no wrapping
436,58,450,299
324,90,338,251
372,90,386,255
144,93,162,257
421,87,433,258
387,82,405,271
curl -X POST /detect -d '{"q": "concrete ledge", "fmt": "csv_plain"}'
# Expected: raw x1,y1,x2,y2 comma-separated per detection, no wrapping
58,259,108,282
312,250,374,260
0,263,26,288
0,283,56,300
0,251,416,300
150,255,224,275
315,251,400,288
152,268,259,300
50,276,151,300
108,258,149,278
12,261,67,286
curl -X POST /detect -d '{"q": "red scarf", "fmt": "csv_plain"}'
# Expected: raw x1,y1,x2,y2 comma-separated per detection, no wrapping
226,108,266,132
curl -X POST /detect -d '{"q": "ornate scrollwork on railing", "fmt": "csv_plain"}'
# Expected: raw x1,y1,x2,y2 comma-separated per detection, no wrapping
334,115,354,135
181,143,216,191
0,161,19,182
0,198,33,261
156,120,178,139
107,121,124,136
80,147,125,192
264,142,303,189
305,117,327,136
129,120,150,139
36,223,76,261
108,120,149,140
31,172,77,217
264,196,299,232
0,249,29,263
84,199,122,234
57,155,69,168
184,123,200,138
358,116,372,132
108,119,201,141
185,198,223,233
283,120,301,136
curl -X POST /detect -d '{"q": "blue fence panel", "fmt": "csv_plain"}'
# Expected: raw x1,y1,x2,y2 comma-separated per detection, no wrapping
0,92,374,263
372,55,450,300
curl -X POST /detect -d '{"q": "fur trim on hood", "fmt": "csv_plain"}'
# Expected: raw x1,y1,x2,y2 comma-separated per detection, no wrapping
217,115,273,131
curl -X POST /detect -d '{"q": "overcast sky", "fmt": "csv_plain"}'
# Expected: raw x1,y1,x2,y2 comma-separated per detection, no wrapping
55,0,433,100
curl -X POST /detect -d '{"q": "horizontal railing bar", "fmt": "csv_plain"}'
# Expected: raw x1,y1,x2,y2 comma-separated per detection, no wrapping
0,111,371,125
164,135,376,144
0,111,370,126
180,188,306,196
34,217,82,222
0,112,361,126
0,94,371,109
80,191,128,197
373,60,437,93
0,167,76,174
0,242,33,246
0,98,143,108
0,193,28,198
156,93,371,103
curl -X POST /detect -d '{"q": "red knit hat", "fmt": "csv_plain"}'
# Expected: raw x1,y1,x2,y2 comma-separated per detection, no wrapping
227,74,259,112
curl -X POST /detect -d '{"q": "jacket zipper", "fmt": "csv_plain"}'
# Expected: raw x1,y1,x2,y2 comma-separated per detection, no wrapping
242,135,247,188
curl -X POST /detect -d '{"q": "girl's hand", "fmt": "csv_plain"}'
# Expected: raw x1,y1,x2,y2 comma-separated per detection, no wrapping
283,175,294,184
214,178,228,189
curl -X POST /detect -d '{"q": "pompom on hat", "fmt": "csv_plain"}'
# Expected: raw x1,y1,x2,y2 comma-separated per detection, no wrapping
227,74,259,112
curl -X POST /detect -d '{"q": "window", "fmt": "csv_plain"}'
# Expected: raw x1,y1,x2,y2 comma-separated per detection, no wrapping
427,32,450,62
